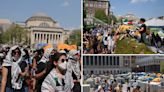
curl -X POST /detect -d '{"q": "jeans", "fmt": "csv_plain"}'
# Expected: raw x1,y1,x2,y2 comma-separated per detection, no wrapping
5,87,13,92
5,86,28,92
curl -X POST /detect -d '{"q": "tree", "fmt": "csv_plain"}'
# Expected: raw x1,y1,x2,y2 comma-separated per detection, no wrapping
94,9,109,24
1,24,28,45
66,29,81,46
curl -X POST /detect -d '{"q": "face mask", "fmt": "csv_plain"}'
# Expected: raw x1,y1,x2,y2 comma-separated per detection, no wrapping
138,24,142,27
58,61,67,75
58,61,67,70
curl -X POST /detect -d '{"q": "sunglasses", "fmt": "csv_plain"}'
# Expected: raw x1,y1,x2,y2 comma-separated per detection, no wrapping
13,50,21,55
59,59,68,63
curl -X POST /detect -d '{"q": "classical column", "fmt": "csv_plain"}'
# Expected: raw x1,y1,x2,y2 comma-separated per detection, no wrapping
30,29,34,46
39,33,41,43
49,33,51,43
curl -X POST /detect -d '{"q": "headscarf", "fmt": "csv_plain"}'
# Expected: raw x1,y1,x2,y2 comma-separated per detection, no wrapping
2,45,25,89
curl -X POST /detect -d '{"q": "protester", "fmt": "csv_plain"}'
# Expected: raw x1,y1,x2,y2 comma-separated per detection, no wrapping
68,50,81,92
1,46,29,92
0,45,81,92
138,18,149,45
41,53,74,92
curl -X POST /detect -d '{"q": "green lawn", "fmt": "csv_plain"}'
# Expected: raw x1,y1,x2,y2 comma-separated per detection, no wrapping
115,36,155,54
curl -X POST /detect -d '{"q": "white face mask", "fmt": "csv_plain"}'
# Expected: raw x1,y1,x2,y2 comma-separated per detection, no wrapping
138,24,142,27
58,61,67,70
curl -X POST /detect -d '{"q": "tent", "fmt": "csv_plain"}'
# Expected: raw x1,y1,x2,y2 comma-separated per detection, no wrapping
145,18,164,28
57,43,77,51
43,43,53,52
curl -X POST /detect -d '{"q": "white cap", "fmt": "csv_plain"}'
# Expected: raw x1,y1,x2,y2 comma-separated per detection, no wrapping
69,50,78,56
59,50,66,53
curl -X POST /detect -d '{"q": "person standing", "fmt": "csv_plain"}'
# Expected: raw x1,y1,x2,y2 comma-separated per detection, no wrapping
67,50,81,92
41,53,73,92
139,18,149,45
1,46,29,92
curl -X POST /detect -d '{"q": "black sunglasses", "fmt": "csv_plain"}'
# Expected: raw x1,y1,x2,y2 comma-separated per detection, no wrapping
60,59,68,63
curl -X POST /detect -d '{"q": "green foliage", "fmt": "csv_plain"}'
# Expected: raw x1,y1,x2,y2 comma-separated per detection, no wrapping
94,9,109,24
66,29,81,46
115,36,155,54
0,24,28,45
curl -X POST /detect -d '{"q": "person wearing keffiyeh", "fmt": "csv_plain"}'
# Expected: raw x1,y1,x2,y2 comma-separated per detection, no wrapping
41,52,74,92
67,50,81,92
1,46,29,92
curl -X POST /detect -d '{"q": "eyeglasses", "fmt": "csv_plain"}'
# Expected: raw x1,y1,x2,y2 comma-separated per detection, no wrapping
59,59,68,63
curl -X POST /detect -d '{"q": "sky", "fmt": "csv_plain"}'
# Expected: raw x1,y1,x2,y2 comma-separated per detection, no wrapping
0,0,81,30
110,0,164,19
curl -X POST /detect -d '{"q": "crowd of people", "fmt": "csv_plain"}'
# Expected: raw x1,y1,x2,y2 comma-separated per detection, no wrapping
83,25,116,54
0,45,81,92
84,73,142,92
83,18,164,54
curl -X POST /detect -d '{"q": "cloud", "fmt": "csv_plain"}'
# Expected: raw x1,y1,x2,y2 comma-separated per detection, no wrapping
61,1,70,7
130,0,156,3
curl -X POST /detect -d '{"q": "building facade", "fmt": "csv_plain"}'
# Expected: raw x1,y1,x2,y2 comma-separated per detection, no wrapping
84,0,110,25
83,56,132,75
84,0,110,17
135,56,164,72
23,13,67,47
0,19,12,33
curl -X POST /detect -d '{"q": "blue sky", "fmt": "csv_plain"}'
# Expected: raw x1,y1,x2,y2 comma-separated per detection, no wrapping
0,0,81,30
110,0,164,19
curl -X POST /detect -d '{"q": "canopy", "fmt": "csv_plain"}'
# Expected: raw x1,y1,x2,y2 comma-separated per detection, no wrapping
152,78,160,82
145,18,164,28
35,43,47,49
43,43,53,52
57,43,77,51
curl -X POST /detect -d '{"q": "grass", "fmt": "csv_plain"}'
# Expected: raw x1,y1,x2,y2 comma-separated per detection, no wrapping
115,36,155,54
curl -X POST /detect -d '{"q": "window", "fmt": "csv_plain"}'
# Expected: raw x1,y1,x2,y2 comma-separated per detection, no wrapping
91,56,93,65
99,56,101,65
110,56,112,65
53,34,55,40
106,56,109,65
83,57,85,66
103,56,105,65
117,57,119,61
86,56,89,65
35,34,37,40
39,22,50,27
56,35,58,40
117,60,119,65
41,34,42,41
95,56,97,65
44,34,46,40
59,35,60,40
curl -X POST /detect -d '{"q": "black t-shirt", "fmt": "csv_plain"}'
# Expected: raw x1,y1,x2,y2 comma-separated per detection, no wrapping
140,24,147,34
4,61,28,88
4,66,12,88
36,61,54,91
